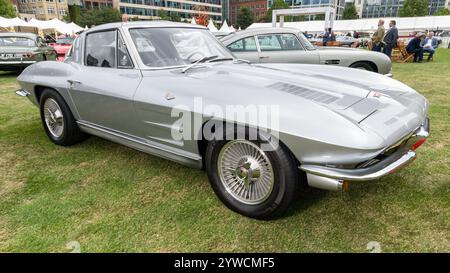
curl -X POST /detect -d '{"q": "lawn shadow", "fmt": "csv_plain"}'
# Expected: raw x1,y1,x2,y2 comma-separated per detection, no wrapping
0,71,22,77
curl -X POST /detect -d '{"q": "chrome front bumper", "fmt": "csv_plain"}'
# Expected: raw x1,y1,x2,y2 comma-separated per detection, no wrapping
0,61,36,65
300,118,429,183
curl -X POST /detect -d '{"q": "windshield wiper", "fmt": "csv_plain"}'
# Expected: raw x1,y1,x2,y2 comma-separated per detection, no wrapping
208,57,234,63
181,55,218,73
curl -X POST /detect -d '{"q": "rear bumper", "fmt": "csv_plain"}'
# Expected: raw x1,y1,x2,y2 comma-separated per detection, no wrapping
300,118,429,183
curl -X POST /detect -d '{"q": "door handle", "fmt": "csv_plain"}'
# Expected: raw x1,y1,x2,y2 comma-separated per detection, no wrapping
67,80,82,85
259,56,270,59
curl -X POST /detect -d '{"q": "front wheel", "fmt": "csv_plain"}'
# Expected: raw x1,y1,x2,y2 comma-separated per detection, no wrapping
350,61,376,72
39,88,88,146
205,138,300,219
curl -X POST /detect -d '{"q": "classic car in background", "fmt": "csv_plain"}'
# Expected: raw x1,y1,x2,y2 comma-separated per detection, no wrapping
49,36,75,61
16,22,429,219
0,32,57,71
221,28,392,75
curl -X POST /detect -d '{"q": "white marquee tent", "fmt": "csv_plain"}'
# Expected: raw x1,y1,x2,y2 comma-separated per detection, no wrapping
0,16,83,35
248,15,450,34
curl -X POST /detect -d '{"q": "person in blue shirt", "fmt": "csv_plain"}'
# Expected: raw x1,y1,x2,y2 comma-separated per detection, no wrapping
423,32,438,61
322,28,330,46
406,33,426,63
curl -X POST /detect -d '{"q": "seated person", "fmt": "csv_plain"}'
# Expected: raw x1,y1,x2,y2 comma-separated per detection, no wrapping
406,33,425,63
423,32,438,61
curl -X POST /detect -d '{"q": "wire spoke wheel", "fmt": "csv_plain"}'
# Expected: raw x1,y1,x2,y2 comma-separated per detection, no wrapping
43,98,64,138
218,140,274,205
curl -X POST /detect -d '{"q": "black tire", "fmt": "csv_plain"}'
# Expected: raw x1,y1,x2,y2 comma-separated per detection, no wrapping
39,88,88,146
350,61,376,72
205,134,300,219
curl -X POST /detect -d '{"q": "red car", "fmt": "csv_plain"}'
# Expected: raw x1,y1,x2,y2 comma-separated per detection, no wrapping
49,37,74,61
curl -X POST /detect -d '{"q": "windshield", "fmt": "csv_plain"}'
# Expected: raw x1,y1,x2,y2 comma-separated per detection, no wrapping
298,32,315,50
129,27,233,68
0,37,36,47
56,38,74,45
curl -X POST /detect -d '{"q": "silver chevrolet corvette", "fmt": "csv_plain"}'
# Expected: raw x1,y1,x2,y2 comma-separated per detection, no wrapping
221,27,393,76
16,22,429,219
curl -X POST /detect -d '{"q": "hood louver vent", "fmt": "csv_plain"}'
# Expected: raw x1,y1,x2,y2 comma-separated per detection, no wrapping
267,82,339,105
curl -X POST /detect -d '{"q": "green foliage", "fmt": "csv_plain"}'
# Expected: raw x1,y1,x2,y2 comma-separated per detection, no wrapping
0,0,16,18
342,3,358,20
236,6,253,30
399,0,428,17
433,8,450,16
157,9,170,20
77,7,122,27
67,3,80,24
314,14,325,21
264,0,290,22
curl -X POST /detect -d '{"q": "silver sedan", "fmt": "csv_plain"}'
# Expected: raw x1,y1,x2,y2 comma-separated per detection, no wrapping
16,22,428,219
221,27,392,76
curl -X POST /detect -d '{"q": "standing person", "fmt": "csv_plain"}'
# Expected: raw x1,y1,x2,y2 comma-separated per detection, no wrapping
383,20,398,58
406,33,426,63
423,32,438,61
329,28,336,42
322,28,330,46
371,19,385,52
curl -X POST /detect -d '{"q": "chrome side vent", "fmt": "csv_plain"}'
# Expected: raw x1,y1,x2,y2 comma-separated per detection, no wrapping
267,82,339,104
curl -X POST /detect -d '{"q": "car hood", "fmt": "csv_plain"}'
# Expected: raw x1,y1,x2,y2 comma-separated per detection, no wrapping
0,46,39,53
142,62,427,150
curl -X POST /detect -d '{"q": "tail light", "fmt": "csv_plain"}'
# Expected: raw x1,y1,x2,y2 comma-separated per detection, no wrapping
411,138,427,151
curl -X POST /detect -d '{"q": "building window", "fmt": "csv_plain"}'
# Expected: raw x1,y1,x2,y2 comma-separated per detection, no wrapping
20,0,27,3
48,7,55,14
59,8,66,15
38,8,44,14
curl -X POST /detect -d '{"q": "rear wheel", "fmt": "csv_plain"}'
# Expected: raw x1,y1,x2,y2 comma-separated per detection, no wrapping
39,88,88,146
350,61,376,72
205,137,300,219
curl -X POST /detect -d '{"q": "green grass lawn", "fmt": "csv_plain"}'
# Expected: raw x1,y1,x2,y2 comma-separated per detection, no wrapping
1,50,449,253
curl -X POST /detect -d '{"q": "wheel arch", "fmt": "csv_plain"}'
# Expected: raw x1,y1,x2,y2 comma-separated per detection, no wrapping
349,60,378,72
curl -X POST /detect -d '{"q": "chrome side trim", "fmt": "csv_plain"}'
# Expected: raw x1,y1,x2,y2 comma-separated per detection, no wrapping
77,121,203,169
15,89,30,97
301,150,416,181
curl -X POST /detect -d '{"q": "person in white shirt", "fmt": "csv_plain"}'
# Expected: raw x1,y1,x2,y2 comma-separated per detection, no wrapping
423,32,437,61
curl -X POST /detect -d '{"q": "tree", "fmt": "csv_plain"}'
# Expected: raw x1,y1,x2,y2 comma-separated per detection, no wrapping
67,1,80,24
342,3,358,20
77,8,122,27
169,13,181,22
313,14,325,21
433,8,450,16
0,0,16,18
264,0,290,22
157,9,170,20
236,6,253,30
399,0,428,17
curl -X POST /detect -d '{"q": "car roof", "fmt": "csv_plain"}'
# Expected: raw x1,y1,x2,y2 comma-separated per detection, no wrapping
86,20,206,33
221,27,302,43
0,32,38,39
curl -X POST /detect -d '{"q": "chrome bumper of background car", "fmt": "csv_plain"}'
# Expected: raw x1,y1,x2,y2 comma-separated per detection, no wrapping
0,61,36,64
301,119,429,187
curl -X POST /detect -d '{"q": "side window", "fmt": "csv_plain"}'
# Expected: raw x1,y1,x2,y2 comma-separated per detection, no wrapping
117,31,133,68
227,37,257,52
85,30,116,68
258,34,303,51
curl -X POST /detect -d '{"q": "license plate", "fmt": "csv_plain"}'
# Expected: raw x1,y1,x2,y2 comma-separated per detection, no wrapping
0,53,17,59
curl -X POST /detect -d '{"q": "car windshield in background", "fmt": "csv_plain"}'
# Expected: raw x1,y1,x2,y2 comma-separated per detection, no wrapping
56,38,74,45
0,37,36,47
129,28,233,68
298,33,315,50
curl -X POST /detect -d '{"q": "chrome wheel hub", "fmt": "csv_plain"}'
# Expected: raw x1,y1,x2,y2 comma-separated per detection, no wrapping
218,140,274,205
43,98,64,138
